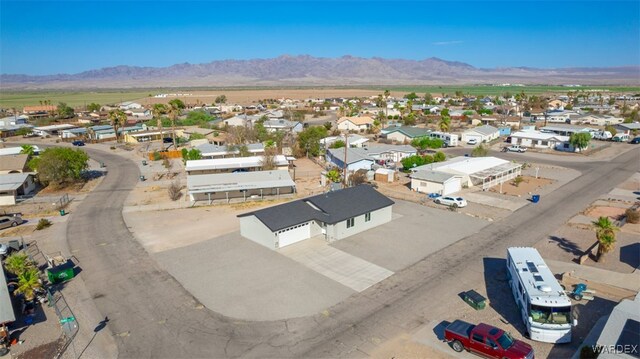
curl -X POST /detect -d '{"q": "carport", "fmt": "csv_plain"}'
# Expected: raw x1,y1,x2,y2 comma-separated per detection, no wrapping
471,162,522,191
410,170,463,196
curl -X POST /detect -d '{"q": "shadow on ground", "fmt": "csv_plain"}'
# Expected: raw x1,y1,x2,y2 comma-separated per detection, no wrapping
620,242,640,270
482,257,527,336
547,296,618,359
548,235,584,257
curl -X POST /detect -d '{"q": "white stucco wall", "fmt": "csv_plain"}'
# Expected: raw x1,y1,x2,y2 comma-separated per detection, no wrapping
386,132,410,143
239,215,277,249
327,206,393,241
411,178,444,194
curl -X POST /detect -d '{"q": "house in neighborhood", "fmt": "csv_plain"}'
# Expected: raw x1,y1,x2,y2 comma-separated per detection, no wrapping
0,173,37,205
22,105,56,116
0,155,29,174
326,144,416,170
461,125,500,143
411,156,522,193
222,115,250,127
325,148,375,172
187,170,295,204
186,155,289,175
383,126,432,143
0,146,40,157
196,143,265,159
0,115,28,127
510,130,571,150
118,101,143,110
540,124,594,137
337,116,374,132
614,122,640,135
320,134,369,148
124,128,179,143
33,124,77,137
262,119,303,133
61,127,88,139
127,108,152,118
410,171,464,196
237,185,394,249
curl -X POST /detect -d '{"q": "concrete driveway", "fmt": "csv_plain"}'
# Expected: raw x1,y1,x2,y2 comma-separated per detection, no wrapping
331,200,489,272
153,232,355,321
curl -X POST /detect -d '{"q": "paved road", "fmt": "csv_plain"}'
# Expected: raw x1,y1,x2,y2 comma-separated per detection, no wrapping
65,145,639,358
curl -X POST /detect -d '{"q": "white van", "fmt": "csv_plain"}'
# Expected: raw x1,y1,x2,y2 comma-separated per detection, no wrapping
593,131,613,140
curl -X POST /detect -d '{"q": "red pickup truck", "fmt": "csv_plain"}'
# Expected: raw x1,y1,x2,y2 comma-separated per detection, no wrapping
444,320,534,359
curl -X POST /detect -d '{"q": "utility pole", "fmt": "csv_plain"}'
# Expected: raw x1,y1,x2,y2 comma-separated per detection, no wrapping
343,133,348,187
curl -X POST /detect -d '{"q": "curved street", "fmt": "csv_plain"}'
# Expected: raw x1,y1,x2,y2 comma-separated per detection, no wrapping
66,146,639,358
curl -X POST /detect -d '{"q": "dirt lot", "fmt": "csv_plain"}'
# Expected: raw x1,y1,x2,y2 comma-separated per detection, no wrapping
584,205,627,220
489,176,555,196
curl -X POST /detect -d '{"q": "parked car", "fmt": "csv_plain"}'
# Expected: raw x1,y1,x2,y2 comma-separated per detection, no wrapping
467,138,478,145
163,137,173,143
72,140,85,146
444,320,534,359
629,137,640,144
0,215,23,230
505,145,526,153
434,196,468,208
0,243,8,257
612,134,630,142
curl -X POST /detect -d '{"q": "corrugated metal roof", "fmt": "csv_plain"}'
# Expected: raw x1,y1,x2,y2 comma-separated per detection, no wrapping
411,170,460,183
0,266,15,324
187,170,294,194
186,155,288,171
0,173,31,191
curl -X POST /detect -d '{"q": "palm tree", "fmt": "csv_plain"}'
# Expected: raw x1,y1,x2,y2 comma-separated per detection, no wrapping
168,99,186,148
20,145,35,158
4,252,34,276
153,103,168,145
13,268,42,301
439,116,451,132
592,216,619,262
108,109,127,143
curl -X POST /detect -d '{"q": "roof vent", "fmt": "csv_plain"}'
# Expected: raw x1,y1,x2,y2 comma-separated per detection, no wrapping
537,285,552,293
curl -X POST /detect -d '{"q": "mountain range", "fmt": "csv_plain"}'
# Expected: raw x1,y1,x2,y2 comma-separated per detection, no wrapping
2,55,639,89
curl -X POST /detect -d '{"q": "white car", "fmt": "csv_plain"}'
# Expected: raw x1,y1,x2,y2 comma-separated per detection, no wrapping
467,139,478,145
0,243,8,257
434,196,468,208
506,145,527,153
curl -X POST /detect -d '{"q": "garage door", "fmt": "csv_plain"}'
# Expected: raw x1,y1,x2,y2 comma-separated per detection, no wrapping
278,222,311,248
442,178,462,196
466,134,482,143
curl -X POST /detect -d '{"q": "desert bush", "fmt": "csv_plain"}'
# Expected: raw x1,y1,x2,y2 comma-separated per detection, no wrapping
625,208,640,224
36,218,52,230
152,151,162,161
168,180,182,201
513,175,524,187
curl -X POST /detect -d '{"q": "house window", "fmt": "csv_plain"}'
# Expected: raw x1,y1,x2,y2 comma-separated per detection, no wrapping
346,218,355,228
365,212,371,222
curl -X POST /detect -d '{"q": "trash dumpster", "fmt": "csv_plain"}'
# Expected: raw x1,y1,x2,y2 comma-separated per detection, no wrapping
463,290,487,310
531,194,540,203
47,266,75,284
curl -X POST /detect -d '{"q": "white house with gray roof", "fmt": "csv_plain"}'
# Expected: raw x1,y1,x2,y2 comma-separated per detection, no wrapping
461,125,500,143
410,171,464,196
325,144,416,171
196,143,265,159
0,173,36,206
238,185,394,249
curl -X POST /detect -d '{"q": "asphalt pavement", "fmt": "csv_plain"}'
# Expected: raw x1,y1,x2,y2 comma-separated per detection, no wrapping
63,144,639,358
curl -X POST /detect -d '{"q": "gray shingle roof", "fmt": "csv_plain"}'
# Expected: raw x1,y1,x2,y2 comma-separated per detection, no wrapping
467,125,499,136
385,126,431,139
410,170,459,183
238,185,394,231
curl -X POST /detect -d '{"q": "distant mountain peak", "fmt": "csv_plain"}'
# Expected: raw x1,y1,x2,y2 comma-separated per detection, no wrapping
1,55,638,89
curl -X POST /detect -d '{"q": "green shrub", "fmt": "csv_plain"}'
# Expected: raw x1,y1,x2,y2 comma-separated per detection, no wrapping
152,151,162,161
36,218,52,230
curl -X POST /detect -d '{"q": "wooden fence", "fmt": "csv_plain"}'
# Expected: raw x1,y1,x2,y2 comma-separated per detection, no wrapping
148,150,183,160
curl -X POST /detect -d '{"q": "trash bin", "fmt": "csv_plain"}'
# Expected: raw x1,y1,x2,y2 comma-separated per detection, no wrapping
142,160,147,166
59,209,66,216
140,175,146,181
47,267,75,284
532,194,540,203
463,290,487,310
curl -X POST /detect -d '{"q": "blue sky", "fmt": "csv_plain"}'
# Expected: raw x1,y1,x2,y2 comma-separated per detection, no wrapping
1,1,639,75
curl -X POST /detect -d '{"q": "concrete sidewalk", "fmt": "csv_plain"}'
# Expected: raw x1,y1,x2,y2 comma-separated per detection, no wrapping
280,237,394,292
547,259,640,292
